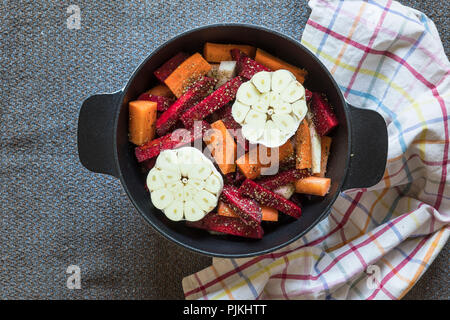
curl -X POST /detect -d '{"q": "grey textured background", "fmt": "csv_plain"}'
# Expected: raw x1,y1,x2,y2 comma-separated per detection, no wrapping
0,0,448,299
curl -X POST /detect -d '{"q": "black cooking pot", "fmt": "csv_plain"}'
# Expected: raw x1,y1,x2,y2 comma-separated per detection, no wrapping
78,24,388,258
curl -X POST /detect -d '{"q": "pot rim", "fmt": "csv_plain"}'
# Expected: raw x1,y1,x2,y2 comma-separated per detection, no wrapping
113,23,352,258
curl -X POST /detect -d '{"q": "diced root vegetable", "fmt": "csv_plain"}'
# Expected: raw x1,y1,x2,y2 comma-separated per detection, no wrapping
128,100,157,146
180,76,243,128
236,140,294,180
254,48,308,83
239,179,301,218
203,42,256,62
234,127,250,154
138,93,175,112
306,113,321,174
273,183,296,199
156,77,216,136
204,120,237,175
295,176,331,196
220,185,262,227
234,169,246,186
256,168,309,190
146,84,174,98
261,206,278,222
218,201,278,222
295,119,312,170
186,212,264,239
222,169,245,187
222,113,242,130
230,49,270,80
289,193,303,208
216,61,237,88
154,52,189,82
164,53,212,98
305,89,313,102
213,104,242,130
135,120,210,162
316,136,332,177
310,92,339,136
207,64,220,79
280,152,296,171
218,201,238,217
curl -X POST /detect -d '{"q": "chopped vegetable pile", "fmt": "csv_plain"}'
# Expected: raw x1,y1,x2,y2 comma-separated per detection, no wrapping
128,42,339,239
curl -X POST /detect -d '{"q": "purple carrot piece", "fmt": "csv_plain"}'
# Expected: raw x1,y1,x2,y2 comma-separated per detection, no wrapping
305,88,313,103
310,92,339,136
138,93,175,112
289,193,303,208
156,77,216,136
224,172,235,185
209,104,241,130
180,76,244,128
222,114,241,130
154,52,190,82
135,120,210,162
234,169,246,187
239,179,302,218
256,168,309,190
279,153,296,171
186,213,264,239
220,185,262,227
230,49,270,80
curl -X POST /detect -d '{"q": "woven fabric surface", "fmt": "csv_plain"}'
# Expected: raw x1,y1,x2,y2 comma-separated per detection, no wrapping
0,0,448,299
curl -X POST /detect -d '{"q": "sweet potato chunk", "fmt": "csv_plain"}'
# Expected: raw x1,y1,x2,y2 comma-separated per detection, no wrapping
204,120,237,175
128,100,157,146
164,53,211,98
203,42,256,62
255,48,308,83
236,141,294,179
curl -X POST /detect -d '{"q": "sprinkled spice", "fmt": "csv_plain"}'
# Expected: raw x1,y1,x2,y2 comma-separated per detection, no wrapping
256,168,309,190
135,120,210,162
231,49,271,79
239,179,302,218
310,92,339,136
220,184,262,227
180,76,243,128
156,77,216,136
153,52,189,82
186,212,264,239
137,93,175,112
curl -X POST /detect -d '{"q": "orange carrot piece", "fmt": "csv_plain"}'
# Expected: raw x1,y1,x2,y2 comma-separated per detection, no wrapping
164,53,211,98
205,120,237,175
295,176,331,196
235,151,261,180
218,202,278,222
254,48,308,83
261,206,278,222
316,136,332,177
236,141,294,179
203,42,256,63
146,84,174,98
217,201,238,218
128,100,157,146
295,120,312,170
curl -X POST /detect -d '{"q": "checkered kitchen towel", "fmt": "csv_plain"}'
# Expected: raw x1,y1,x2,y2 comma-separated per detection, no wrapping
182,0,450,299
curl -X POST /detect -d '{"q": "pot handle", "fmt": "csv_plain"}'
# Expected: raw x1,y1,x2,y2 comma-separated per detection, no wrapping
342,104,388,190
77,91,123,178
